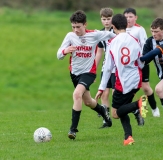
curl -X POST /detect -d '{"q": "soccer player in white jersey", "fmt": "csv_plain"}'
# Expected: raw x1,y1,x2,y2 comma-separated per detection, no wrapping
57,10,115,140
96,7,115,128
124,8,160,123
95,14,148,146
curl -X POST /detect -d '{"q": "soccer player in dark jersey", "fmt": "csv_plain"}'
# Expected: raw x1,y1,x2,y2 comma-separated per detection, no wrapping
141,18,163,112
96,7,115,128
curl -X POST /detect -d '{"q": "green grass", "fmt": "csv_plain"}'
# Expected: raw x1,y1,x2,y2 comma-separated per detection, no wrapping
0,7,162,160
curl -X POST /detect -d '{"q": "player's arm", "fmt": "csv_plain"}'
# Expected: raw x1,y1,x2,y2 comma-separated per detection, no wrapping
57,33,76,60
140,44,163,64
96,42,104,69
95,47,114,100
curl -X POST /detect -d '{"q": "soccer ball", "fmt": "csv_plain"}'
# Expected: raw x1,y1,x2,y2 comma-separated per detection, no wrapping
33,127,52,143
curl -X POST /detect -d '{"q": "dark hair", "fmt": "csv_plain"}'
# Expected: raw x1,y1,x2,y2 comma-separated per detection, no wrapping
123,8,136,16
70,10,86,24
151,18,163,30
112,14,127,30
100,8,113,17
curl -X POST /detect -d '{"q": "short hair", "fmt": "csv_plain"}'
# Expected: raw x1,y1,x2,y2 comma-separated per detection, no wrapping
123,8,137,16
112,14,127,30
100,8,113,17
70,10,86,24
151,18,163,30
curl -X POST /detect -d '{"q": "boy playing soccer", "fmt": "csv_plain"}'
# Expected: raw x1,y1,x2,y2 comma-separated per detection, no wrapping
95,14,148,145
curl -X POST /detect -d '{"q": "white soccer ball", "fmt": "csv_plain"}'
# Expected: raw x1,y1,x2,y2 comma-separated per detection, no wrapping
33,127,52,143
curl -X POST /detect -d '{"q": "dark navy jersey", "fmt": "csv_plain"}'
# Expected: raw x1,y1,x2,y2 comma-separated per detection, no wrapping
143,36,163,79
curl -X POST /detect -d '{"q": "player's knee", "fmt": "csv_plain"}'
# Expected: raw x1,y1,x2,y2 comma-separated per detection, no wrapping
155,86,163,96
83,99,91,106
111,109,119,119
73,91,82,101
142,83,152,94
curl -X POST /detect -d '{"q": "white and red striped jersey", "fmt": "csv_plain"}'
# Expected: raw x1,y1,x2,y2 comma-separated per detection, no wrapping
126,24,147,50
57,30,115,75
99,32,142,94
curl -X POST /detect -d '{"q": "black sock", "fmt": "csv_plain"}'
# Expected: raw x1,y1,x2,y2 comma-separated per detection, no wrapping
148,93,157,110
160,98,163,106
117,101,138,118
120,115,132,140
92,103,103,113
70,109,81,132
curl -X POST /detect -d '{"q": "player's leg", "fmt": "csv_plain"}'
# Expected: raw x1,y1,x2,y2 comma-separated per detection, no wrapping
155,79,163,109
82,90,112,127
99,88,110,128
142,64,160,117
68,83,86,139
111,89,148,145
99,73,115,128
68,73,90,139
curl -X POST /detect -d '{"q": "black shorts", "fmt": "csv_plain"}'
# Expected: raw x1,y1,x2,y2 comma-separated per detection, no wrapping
142,64,149,82
112,89,139,109
101,72,116,89
70,72,96,90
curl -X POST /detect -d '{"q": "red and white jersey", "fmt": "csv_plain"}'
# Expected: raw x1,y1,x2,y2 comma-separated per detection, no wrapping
57,30,115,75
99,32,142,94
126,24,147,50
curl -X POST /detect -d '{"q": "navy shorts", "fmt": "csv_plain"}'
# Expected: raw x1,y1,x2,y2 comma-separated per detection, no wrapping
101,72,116,89
112,89,139,109
70,72,96,90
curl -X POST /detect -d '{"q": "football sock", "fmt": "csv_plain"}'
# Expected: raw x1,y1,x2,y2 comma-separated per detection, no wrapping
148,93,157,110
160,98,163,106
70,109,81,132
92,103,103,113
120,115,132,140
117,101,138,118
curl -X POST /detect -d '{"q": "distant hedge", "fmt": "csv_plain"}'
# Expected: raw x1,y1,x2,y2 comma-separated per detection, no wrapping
0,0,160,11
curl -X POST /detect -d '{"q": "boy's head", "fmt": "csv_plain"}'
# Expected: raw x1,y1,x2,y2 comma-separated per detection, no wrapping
70,10,87,36
112,14,127,33
150,18,163,41
123,8,137,28
100,8,113,30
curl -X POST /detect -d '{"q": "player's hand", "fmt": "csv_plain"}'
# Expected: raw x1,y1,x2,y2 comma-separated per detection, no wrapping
64,46,76,54
95,90,103,101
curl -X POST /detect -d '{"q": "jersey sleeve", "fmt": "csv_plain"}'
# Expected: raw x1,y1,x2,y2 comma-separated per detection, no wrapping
57,33,71,60
142,37,153,55
98,44,114,90
96,30,115,42
98,41,104,48
139,27,147,50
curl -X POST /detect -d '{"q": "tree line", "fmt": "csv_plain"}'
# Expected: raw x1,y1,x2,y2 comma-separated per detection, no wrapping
0,0,160,11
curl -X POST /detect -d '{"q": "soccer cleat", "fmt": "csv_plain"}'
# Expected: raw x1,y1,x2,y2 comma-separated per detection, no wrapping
152,107,160,117
99,122,111,129
138,95,148,118
97,107,109,117
135,113,144,126
101,105,112,127
97,113,101,117
68,130,76,140
123,136,135,146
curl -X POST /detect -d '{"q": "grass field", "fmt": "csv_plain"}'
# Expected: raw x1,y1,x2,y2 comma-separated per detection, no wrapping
0,7,163,160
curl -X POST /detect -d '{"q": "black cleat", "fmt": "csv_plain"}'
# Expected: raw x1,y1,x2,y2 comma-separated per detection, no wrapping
135,113,144,126
101,105,112,127
99,122,111,129
68,129,78,140
97,113,101,117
